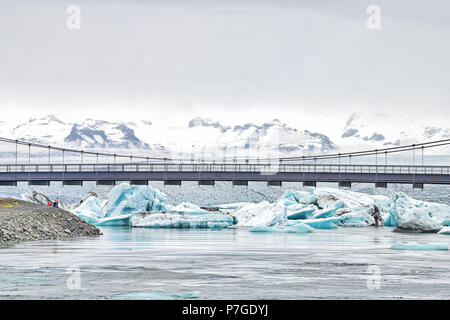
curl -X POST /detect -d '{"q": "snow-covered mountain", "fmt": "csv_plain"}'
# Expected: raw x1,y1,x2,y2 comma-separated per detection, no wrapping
0,115,338,157
6,115,154,150
2,113,448,158
336,112,450,151
133,117,338,158
65,119,150,149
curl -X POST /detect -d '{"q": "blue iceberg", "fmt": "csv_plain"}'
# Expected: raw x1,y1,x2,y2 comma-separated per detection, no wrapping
391,242,448,251
249,223,314,233
131,211,233,229
72,183,234,229
438,226,450,235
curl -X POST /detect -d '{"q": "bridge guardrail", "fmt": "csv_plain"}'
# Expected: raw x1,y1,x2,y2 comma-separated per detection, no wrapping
1,163,450,175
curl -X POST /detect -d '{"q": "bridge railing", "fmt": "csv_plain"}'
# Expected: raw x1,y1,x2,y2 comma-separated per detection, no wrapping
1,163,450,175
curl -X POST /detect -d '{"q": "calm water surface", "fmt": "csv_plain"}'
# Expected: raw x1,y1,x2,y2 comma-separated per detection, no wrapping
0,226,449,299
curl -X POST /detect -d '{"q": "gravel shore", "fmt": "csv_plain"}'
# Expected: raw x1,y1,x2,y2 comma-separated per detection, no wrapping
0,198,102,246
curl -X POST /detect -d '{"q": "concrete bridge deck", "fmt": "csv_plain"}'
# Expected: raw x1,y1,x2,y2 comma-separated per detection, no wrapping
0,163,449,187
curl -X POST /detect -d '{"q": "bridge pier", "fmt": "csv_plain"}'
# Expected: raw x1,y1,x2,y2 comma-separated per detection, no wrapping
96,180,116,186
339,181,351,188
0,181,17,186
303,181,316,187
198,180,214,186
233,181,248,186
164,180,181,186
375,182,387,188
130,180,148,186
63,180,83,186
28,180,50,186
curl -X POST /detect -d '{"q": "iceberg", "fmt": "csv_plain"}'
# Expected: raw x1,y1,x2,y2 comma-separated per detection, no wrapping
130,211,233,229
96,214,132,226
313,207,338,219
384,192,450,228
71,183,233,229
105,183,168,217
441,219,450,226
438,226,450,235
249,223,314,233
286,205,315,220
298,217,341,229
391,242,448,251
72,195,105,224
232,201,288,227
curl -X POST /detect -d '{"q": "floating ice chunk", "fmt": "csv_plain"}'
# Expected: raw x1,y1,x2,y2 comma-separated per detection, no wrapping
313,208,337,219
72,196,105,224
315,187,381,208
95,214,132,226
391,242,448,251
204,202,249,211
441,219,450,226
299,217,341,229
249,223,314,233
233,201,287,227
316,194,346,210
105,183,168,217
168,202,211,215
384,192,450,227
131,212,233,229
438,227,450,235
340,209,375,227
287,205,315,220
280,189,316,205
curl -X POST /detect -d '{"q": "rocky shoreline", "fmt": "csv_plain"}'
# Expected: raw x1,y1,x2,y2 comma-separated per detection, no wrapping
0,198,102,246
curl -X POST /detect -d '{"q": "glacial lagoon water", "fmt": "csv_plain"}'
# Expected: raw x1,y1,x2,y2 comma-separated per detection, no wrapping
1,155,450,300
0,226,449,300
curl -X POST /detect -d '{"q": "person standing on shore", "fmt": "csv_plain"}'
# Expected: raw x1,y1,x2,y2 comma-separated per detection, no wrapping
53,198,59,208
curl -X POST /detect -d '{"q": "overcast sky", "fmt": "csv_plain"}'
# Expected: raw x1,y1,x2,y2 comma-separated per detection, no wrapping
1,0,449,137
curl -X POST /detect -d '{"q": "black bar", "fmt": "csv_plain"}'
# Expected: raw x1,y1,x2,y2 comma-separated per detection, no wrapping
375,182,387,188
62,180,83,186
130,180,148,185
339,181,352,188
28,180,50,186
268,180,282,186
232,180,248,186
303,181,316,187
164,180,181,186
0,181,17,186
413,183,424,189
198,180,214,186
96,180,116,186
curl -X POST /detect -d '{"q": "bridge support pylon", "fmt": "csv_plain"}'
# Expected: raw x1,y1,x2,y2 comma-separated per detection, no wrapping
375,182,387,188
339,181,351,188
303,181,316,187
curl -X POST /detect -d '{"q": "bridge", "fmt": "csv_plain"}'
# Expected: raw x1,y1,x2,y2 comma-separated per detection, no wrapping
1,137,450,188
